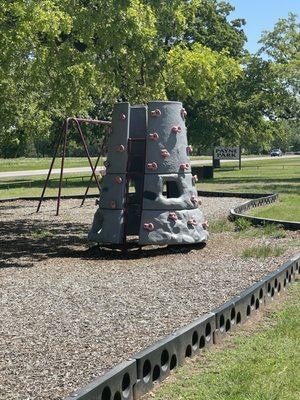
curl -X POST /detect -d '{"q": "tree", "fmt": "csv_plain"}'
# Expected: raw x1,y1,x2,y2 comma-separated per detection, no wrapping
184,0,247,58
258,12,300,120
0,1,298,157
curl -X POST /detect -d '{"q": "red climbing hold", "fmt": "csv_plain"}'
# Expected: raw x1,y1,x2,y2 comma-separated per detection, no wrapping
147,162,158,170
151,109,161,117
149,132,159,140
172,126,182,133
144,222,154,231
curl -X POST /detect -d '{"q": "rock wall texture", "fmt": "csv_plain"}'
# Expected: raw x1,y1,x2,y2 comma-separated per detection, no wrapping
88,101,208,246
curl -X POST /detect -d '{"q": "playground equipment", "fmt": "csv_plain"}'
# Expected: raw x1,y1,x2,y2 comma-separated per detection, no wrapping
36,117,111,215
88,101,209,248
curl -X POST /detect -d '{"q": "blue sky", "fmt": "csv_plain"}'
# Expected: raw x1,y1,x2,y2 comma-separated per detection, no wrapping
228,0,299,53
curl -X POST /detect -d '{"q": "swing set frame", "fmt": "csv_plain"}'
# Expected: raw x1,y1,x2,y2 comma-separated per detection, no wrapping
36,117,111,216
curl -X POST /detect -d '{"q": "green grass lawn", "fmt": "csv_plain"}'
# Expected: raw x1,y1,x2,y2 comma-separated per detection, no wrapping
145,283,300,400
197,156,300,222
0,156,208,173
0,157,102,172
0,154,292,172
0,173,100,198
250,194,300,222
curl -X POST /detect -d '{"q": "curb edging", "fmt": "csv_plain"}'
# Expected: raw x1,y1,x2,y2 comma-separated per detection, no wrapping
229,193,300,230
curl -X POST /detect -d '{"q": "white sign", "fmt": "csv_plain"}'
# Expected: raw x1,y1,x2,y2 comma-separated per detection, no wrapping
214,146,240,160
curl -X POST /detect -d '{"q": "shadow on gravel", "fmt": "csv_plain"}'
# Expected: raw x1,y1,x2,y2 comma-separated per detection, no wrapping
77,242,206,261
0,218,206,268
0,219,88,269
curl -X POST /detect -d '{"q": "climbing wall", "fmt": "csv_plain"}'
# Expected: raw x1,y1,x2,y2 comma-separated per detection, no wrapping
88,101,209,247
139,101,208,245
88,103,130,244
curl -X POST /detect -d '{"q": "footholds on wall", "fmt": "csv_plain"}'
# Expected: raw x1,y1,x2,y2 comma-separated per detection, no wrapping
149,133,159,141
190,195,198,204
114,176,123,184
181,108,187,118
187,217,197,226
147,162,158,171
151,109,161,117
180,163,189,171
161,149,170,158
168,212,178,221
186,145,193,154
171,126,182,133
192,175,198,183
116,144,125,153
144,222,154,231
202,221,209,229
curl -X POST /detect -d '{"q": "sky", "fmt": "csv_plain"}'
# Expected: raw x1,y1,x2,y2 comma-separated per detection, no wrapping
228,0,299,54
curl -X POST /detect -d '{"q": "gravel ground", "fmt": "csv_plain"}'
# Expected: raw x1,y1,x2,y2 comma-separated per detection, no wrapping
0,197,299,400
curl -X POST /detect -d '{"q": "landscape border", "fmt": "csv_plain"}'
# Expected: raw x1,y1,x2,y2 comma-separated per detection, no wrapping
229,193,300,230
64,253,299,400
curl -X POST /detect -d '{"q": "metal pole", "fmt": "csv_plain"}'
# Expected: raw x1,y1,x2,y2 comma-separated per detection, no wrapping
56,120,68,216
75,118,111,126
81,126,110,206
239,145,242,170
36,121,65,213
72,118,102,192
80,153,101,206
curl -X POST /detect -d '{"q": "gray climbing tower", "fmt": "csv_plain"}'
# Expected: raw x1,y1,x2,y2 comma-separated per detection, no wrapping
88,101,209,247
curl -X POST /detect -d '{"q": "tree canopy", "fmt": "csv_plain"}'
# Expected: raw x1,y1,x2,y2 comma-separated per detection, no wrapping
0,1,299,156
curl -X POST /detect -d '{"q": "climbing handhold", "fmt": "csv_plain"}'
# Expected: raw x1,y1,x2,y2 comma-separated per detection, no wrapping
151,109,161,117
202,221,209,229
181,108,187,118
147,162,158,170
149,132,159,140
114,176,122,184
161,149,170,158
144,222,154,231
190,195,198,204
172,126,182,133
116,144,125,152
168,212,178,221
187,218,197,226
180,163,189,170
192,175,198,183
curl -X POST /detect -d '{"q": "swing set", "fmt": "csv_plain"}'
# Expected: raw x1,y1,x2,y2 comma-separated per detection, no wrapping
36,117,111,215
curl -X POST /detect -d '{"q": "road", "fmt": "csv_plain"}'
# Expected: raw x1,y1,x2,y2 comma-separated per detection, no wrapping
0,154,298,179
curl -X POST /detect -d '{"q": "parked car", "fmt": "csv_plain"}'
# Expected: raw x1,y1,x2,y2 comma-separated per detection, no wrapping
270,149,283,157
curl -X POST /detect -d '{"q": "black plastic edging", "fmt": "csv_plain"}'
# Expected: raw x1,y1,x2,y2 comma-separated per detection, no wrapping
64,253,299,400
64,359,137,400
230,193,300,230
197,190,275,199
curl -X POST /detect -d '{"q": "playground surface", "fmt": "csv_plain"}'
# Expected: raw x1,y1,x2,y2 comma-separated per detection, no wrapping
0,197,299,399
